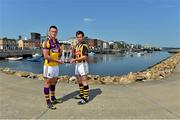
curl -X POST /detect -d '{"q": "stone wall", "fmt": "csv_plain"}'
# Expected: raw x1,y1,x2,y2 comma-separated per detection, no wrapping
0,53,180,85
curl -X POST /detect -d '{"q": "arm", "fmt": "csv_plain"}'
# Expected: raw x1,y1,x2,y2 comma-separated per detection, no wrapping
43,49,59,63
75,55,87,62
71,45,88,63
42,41,62,63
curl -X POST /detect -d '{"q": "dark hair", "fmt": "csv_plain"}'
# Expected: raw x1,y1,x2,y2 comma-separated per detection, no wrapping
76,30,84,37
49,25,58,31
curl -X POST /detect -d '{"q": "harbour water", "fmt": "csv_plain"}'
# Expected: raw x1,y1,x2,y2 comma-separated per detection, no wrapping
0,51,170,76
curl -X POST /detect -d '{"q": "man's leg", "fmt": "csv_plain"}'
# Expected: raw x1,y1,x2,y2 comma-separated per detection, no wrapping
74,75,84,99
50,77,57,101
50,77,63,104
44,78,56,109
77,75,84,98
74,64,84,99
78,75,89,105
81,75,89,100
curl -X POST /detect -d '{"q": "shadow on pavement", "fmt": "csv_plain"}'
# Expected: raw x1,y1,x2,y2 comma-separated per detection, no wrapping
60,88,102,103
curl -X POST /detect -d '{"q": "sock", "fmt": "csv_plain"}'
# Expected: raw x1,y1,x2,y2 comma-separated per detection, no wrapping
50,85,56,101
79,83,84,97
83,85,89,100
44,87,51,105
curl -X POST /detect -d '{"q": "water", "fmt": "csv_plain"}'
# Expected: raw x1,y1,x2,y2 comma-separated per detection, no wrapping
0,51,170,76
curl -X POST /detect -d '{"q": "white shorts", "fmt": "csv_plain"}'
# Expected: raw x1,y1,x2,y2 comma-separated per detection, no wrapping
75,62,89,76
43,66,59,78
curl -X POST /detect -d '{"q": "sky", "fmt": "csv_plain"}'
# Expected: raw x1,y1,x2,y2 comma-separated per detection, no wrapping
0,0,179,47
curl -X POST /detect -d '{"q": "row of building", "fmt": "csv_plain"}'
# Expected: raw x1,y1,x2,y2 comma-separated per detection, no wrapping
0,33,42,51
66,37,132,52
0,36,116,51
66,37,110,51
0,32,160,52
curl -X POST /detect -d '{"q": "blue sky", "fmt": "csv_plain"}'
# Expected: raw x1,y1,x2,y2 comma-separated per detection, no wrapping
0,0,179,47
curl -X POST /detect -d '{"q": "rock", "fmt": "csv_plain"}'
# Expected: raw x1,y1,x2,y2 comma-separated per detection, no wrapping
100,76,116,84
88,75,100,81
87,75,92,79
15,71,31,77
151,71,161,80
127,72,137,82
157,69,171,79
94,75,100,80
69,76,77,82
88,78,101,85
2,67,10,72
136,72,147,81
0,68,4,71
27,73,37,79
119,76,131,84
99,77,105,84
2,67,16,74
36,74,44,81
145,71,152,80
8,70,16,75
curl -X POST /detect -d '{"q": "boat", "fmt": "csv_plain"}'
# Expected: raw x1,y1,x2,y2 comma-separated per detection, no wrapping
6,57,23,61
88,52,95,56
147,50,153,53
130,53,134,57
27,56,43,62
32,53,42,58
127,52,134,57
137,52,145,56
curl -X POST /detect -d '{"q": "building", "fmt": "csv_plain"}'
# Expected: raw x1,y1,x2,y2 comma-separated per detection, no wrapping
96,39,103,51
58,40,71,50
31,32,41,41
67,37,77,47
67,36,106,52
58,40,71,44
114,41,127,49
103,42,110,50
85,38,104,51
18,35,22,40
0,38,18,50
85,38,96,50
17,32,41,50
109,42,118,49
18,39,41,50
143,45,155,49
18,39,24,49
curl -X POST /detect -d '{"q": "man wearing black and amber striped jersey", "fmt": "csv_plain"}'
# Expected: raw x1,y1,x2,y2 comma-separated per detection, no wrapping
70,30,89,105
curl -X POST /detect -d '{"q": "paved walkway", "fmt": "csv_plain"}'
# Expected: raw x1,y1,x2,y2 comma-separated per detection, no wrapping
0,63,180,119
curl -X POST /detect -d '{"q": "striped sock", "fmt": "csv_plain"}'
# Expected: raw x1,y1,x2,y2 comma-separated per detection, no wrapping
83,85,89,100
50,85,56,101
79,83,84,97
44,87,51,105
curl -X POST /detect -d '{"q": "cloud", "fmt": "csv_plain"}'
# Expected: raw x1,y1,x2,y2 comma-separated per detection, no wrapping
83,18,96,23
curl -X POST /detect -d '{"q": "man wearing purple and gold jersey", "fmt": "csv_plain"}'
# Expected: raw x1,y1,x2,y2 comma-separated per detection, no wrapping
42,25,63,110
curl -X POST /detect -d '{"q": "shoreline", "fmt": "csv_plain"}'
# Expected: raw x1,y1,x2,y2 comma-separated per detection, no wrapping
0,53,180,85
